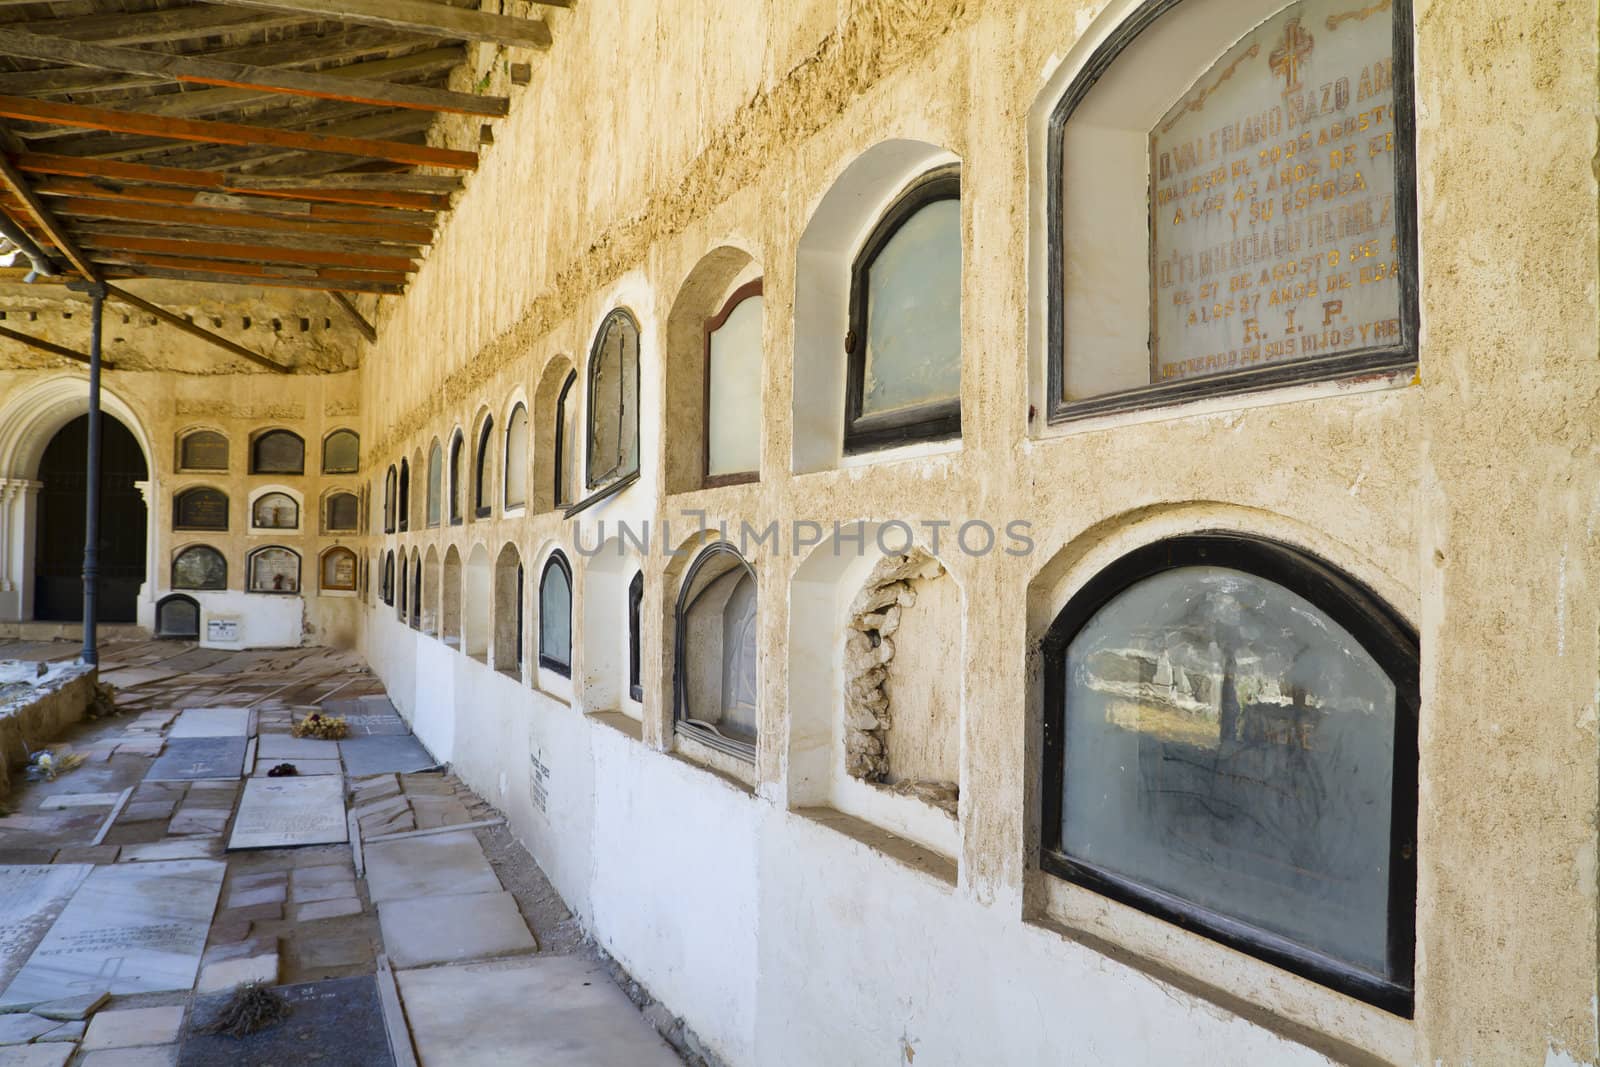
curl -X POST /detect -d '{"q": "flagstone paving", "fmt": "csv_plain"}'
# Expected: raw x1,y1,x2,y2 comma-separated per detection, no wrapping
0,639,689,1066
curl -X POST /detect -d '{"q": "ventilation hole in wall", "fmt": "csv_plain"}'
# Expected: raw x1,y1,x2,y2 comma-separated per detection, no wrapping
324,318,332,329
29,312,37,321
211,317,222,328
242,317,251,329
61,312,71,320
272,319,281,332
146,316,157,326
0,311,7,320
185,314,193,324
299,317,309,332
121,315,130,325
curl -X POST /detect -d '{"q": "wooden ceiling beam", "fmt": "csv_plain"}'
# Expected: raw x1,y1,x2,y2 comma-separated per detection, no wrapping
36,177,439,226
329,291,376,343
92,248,411,287
0,146,97,280
198,0,560,47
0,95,477,170
25,8,313,47
70,221,425,260
123,109,436,171
14,153,449,211
76,233,418,273
103,265,404,296
48,196,436,244
103,283,293,371
0,31,509,117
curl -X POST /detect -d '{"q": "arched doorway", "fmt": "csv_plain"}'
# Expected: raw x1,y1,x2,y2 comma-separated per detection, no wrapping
33,414,148,622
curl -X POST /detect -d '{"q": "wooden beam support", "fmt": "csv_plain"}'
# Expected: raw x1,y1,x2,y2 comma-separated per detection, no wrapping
0,95,477,170
71,221,425,260
77,233,418,273
330,291,377,343
15,152,450,211
36,177,438,227
200,0,560,47
92,247,409,283
0,149,97,280
28,8,312,48
48,197,435,245
0,31,509,117
103,283,293,371
103,266,403,296
0,323,96,366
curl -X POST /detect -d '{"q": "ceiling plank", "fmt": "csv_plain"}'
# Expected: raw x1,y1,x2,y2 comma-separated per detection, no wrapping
0,31,509,117
77,233,418,273
102,283,293,372
26,8,313,47
48,197,436,244
15,153,449,211
0,146,98,280
0,95,478,170
103,265,404,296
71,220,424,259
35,177,440,226
0,323,95,366
329,291,376,343
198,0,559,47
91,248,411,284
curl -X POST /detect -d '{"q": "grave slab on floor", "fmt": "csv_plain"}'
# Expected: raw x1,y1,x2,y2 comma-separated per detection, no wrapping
0,865,93,994
378,891,536,969
228,777,347,851
340,736,435,778
145,738,247,782
256,736,340,761
0,1044,72,1066
168,708,251,739
178,975,395,1067
397,955,680,1067
0,860,224,1007
38,792,122,810
363,830,500,903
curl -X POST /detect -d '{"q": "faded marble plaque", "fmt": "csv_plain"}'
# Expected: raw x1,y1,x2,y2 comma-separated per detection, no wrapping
145,738,247,782
169,708,251,739
1150,0,1400,382
0,865,93,995
340,736,435,778
0,860,224,1007
228,776,348,851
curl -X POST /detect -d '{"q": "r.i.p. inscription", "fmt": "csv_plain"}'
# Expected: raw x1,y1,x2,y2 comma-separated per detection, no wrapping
1150,0,1401,382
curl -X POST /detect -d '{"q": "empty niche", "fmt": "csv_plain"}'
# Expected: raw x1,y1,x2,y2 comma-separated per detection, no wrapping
844,549,960,816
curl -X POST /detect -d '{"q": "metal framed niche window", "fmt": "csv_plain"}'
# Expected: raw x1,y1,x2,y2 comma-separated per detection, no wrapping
585,308,641,492
672,543,759,761
844,165,962,453
1043,0,1420,423
1038,533,1418,1015
537,551,573,677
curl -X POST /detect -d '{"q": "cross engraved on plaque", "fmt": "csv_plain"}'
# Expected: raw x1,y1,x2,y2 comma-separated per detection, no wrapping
1269,17,1315,91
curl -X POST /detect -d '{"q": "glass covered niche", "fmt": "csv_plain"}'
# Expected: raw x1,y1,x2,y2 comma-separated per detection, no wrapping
1040,534,1417,1013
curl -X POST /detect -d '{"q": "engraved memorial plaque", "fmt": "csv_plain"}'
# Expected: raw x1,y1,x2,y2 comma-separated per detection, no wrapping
249,548,300,594
322,548,357,592
174,488,228,531
179,431,228,472
1150,0,1402,383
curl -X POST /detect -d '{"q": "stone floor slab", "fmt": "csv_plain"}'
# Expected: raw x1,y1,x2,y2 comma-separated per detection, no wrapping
340,736,435,778
168,708,251,739
179,975,395,1067
0,861,224,1007
145,738,247,782
363,830,500,903
379,891,535,968
82,1004,185,1050
0,1045,71,1067
228,776,348,851
0,865,92,995
397,955,679,1066
255,736,340,761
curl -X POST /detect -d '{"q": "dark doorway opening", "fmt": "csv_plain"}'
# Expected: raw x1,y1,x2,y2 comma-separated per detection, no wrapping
34,414,148,622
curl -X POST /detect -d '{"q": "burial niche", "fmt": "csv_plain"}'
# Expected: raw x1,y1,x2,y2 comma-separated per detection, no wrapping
251,491,299,530
504,404,529,509
843,549,959,815
586,310,640,492
247,546,300,594
251,429,304,474
1048,0,1416,419
322,429,359,474
320,547,357,593
427,440,443,527
324,491,359,533
172,544,226,591
537,551,572,676
178,429,228,471
674,544,758,759
174,487,228,531
155,594,200,639
1039,533,1417,1014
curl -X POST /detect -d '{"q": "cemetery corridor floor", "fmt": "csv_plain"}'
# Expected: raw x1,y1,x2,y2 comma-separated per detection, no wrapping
0,638,682,1067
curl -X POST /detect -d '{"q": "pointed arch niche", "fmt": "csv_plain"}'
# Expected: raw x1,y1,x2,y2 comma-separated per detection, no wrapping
464,544,491,660
580,537,642,720
442,545,463,647
665,245,762,493
531,357,575,513
493,543,524,677
787,524,964,868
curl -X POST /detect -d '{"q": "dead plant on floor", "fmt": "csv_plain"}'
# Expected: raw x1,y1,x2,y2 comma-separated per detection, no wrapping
195,981,291,1038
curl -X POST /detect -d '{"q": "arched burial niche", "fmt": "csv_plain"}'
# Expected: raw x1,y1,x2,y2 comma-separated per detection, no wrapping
34,414,149,622
503,403,529,510
323,490,359,533
320,546,358,594
673,543,758,762
247,546,299,594
787,527,962,860
537,550,573,681
381,550,395,605
448,429,465,524
493,543,524,676
177,429,228,472
250,490,299,531
322,429,359,474
409,548,422,628
531,358,576,512
250,429,304,475
423,547,441,634
172,544,226,591
442,545,462,647
664,245,762,492
426,439,443,527
579,538,640,717
1042,0,1417,421
1037,533,1418,1015
463,544,491,660
409,449,424,531
383,465,397,533
794,140,962,473
397,458,411,532
585,309,641,496
155,594,200,639
174,487,228,531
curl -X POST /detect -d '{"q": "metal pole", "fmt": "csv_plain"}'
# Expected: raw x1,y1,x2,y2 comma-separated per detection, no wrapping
80,285,104,666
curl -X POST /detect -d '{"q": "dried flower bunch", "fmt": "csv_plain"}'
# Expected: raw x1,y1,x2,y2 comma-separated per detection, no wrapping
290,712,348,740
